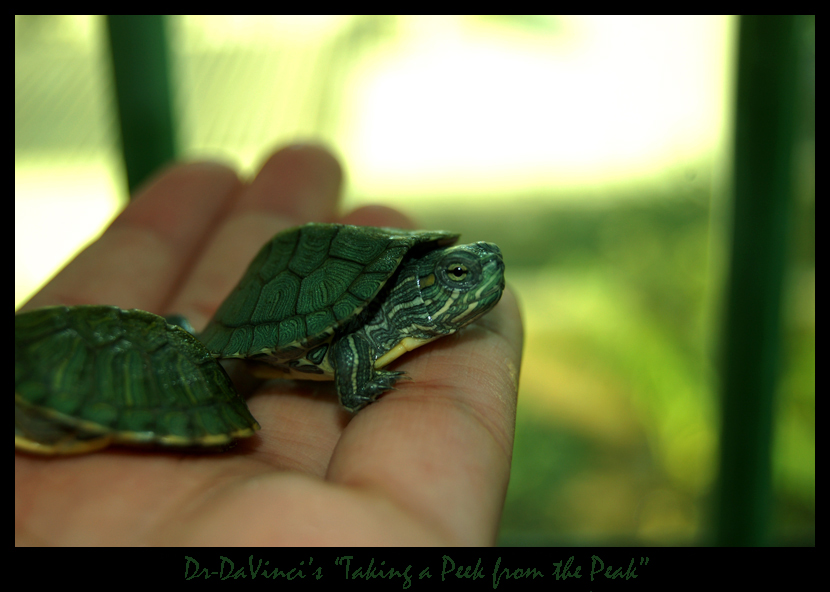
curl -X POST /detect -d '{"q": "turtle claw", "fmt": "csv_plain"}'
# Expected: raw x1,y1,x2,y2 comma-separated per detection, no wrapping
387,371,412,390
373,368,407,391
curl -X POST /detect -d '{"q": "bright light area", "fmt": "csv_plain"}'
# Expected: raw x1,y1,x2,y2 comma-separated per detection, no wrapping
15,158,124,308
179,15,349,47
341,15,733,202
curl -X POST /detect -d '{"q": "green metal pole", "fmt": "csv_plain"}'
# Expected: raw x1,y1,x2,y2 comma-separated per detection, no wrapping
714,15,800,546
106,15,176,195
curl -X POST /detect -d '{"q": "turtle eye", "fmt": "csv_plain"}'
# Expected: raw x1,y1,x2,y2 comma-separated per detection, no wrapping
437,251,480,290
446,263,468,281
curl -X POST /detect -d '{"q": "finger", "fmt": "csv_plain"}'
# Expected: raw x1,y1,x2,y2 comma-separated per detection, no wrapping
21,162,242,313
339,205,415,229
169,144,343,329
327,286,523,544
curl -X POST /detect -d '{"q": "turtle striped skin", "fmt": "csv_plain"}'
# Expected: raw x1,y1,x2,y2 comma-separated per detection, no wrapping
199,223,505,412
15,306,259,455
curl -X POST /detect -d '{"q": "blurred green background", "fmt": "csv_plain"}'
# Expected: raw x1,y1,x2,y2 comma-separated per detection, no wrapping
15,15,814,544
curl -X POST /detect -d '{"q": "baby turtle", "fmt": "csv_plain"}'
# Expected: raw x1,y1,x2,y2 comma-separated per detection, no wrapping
199,223,505,412
15,305,259,455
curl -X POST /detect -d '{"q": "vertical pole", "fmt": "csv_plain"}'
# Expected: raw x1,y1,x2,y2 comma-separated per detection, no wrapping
106,15,176,195
714,15,800,546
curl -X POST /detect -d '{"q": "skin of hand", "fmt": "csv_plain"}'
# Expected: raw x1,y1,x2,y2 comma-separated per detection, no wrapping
14,144,524,546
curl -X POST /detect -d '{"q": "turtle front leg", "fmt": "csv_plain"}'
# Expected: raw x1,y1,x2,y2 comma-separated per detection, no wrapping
333,333,406,412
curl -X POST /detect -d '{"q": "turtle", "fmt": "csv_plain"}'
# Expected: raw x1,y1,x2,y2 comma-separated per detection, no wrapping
15,305,259,455
197,223,505,413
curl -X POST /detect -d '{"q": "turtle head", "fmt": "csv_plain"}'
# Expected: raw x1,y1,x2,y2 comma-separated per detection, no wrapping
417,241,505,335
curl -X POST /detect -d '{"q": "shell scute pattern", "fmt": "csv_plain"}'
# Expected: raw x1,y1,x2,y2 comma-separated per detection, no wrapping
201,224,458,359
15,306,259,453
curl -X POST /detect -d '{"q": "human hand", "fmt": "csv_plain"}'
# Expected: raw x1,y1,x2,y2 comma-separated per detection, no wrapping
15,144,523,545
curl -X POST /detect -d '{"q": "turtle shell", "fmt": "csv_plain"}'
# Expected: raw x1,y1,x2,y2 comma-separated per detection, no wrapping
15,305,259,454
199,223,459,359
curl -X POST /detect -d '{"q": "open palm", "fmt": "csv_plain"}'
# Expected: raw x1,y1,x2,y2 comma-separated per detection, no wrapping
15,144,523,546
